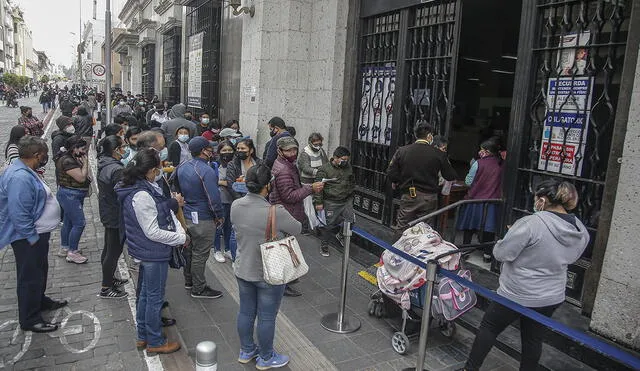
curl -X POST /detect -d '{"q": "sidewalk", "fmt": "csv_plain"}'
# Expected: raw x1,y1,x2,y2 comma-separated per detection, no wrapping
0,102,146,370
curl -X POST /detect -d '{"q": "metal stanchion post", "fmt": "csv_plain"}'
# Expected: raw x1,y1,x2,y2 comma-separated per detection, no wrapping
195,341,218,370
403,260,438,371
321,221,361,334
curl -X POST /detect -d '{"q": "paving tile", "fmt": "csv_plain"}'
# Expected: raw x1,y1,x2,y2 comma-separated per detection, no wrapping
315,338,366,364
349,330,393,354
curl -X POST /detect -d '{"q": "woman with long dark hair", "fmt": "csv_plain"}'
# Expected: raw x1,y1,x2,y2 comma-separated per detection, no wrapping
213,140,236,263
97,135,128,298
457,139,504,262
226,138,262,200
115,148,187,355
4,125,26,165
54,136,90,264
458,180,589,371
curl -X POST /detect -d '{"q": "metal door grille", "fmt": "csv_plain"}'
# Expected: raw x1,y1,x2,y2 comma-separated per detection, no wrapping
162,27,181,105
186,0,222,116
353,1,461,225
141,44,155,99
509,0,631,304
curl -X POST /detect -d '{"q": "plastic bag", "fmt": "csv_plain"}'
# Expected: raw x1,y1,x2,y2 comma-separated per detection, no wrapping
303,195,325,230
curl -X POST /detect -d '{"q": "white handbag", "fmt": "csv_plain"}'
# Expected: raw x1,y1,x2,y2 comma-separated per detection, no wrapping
260,206,309,285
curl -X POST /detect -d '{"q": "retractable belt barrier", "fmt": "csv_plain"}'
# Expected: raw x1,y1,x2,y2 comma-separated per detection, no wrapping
352,226,640,371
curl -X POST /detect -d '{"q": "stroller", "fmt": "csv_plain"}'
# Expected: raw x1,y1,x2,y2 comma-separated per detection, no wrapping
367,223,476,355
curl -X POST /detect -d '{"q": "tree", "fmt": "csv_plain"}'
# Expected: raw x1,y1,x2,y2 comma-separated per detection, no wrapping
40,75,49,84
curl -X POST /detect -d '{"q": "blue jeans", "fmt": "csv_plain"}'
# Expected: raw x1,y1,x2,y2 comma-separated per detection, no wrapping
236,278,286,359
214,203,237,260
137,261,168,347
57,187,87,251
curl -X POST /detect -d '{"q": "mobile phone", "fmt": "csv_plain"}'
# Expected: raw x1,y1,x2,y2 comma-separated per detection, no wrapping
409,186,417,198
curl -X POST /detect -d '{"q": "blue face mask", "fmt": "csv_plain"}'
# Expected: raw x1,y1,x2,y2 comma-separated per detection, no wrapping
123,146,131,159
159,147,168,161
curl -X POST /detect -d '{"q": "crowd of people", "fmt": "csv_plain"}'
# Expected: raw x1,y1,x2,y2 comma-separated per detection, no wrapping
0,88,590,370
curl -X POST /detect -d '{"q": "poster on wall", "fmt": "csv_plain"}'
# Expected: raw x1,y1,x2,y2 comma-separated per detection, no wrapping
557,31,590,76
538,76,594,176
187,32,204,108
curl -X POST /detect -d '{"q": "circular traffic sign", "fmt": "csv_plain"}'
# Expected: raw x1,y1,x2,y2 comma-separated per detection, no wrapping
92,64,106,76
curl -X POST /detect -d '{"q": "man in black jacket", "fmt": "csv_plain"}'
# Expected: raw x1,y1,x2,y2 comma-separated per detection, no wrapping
387,121,457,229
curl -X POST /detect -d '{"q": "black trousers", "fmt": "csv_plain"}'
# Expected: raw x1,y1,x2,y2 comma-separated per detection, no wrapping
465,301,560,371
12,233,55,327
101,227,124,288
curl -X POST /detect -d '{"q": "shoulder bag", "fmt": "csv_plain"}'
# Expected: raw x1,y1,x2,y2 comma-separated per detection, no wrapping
260,206,308,285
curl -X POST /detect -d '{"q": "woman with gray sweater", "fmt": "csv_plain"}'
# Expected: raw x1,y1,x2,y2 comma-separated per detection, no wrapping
231,164,301,369
458,180,589,371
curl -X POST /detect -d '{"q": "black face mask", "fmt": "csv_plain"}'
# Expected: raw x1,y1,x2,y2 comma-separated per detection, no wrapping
237,152,249,161
220,153,234,163
269,128,278,137
38,154,49,168
185,115,193,120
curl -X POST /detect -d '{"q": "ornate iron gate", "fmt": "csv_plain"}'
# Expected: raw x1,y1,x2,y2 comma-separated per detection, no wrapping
185,0,222,116
162,27,181,105
353,1,462,226
506,0,632,306
141,44,156,99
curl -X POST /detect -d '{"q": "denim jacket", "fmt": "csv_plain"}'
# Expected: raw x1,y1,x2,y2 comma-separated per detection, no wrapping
0,160,46,247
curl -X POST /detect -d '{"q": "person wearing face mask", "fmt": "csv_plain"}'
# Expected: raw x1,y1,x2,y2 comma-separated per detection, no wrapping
161,103,197,146
97,135,129,299
18,106,44,137
5,125,27,165
269,136,324,296
219,127,242,145
176,136,225,299
112,99,133,118
387,121,457,230
168,126,193,167
0,136,68,334
313,147,355,257
150,103,169,126
54,136,91,264
457,139,504,262
50,117,76,158
197,113,212,136
458,180,588,371
231,164,301,369
121,126,142,166
224,119,243,136
298,133,328,184
115,148,187,355
213,141,236,263
226,138,262,200
263,116,291,168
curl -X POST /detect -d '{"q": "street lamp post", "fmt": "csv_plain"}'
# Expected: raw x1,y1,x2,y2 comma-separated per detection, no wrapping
105,0,112,125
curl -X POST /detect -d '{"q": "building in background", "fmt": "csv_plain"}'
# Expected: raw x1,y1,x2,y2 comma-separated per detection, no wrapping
0,0,13,73
11,5,36,78
34,50,52,80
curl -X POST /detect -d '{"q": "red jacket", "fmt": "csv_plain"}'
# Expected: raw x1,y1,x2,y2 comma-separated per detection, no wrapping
269,156,312,223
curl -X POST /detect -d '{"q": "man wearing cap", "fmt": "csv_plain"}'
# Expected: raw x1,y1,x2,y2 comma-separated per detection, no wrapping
176,136,225,299
269,136,324,296
219,127,242,143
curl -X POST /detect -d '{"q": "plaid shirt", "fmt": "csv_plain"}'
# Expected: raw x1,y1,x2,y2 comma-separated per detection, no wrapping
18,116,44,137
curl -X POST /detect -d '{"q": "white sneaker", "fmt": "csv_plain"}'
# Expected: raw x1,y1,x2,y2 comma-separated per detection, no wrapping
223,250,232,260
66,251,88,264
214,251,226,263
57,247,69,257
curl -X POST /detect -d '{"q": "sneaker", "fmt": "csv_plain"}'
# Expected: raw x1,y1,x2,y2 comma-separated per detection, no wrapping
320,241,330,257
66,251,88,264
214,251,226,263
224,250,233,260
146,341,180,355
256,352,289,370
191,286,223,299
283,285,302,297
238,347,260,364
335,233,345,247
184,281,193,290
113,277,129,287
483,254,492,263
57,247,69,257
99,287,128,299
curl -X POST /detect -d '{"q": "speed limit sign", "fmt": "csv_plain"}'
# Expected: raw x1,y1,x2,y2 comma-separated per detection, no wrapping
92,64,106,77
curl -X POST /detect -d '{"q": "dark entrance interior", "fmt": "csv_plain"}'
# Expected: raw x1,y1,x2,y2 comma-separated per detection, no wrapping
448,0,521,171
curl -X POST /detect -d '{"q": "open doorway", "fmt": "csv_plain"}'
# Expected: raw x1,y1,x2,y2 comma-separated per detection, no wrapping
447,0,522,269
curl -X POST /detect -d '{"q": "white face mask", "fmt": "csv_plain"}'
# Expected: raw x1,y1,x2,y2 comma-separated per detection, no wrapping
153,168,163,182
178,134,189,143
64,125,76,134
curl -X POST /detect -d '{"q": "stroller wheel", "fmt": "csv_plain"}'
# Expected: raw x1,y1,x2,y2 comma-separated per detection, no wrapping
368,300,376,316
440,321,456,337
391,332,410,354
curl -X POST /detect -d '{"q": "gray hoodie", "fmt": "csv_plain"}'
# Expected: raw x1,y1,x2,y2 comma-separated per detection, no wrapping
160,104,197,146
494,211,590,308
